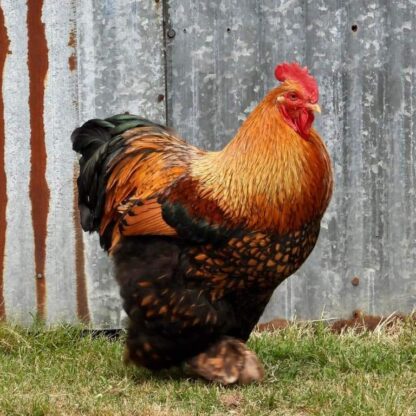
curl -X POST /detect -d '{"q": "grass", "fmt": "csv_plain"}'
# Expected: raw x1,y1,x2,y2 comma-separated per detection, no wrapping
0,321,415,416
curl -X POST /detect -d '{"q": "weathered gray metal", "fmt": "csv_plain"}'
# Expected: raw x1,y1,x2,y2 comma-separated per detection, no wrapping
165,0,416,321
0,0,415,326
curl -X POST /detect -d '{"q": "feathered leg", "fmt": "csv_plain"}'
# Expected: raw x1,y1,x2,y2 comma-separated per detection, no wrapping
186,337,264,385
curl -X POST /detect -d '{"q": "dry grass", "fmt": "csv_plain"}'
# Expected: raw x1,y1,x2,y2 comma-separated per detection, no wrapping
0,320,415,415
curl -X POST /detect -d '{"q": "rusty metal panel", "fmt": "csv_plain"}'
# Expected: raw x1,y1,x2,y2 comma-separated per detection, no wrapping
1,0,36,324
1,0,81,324
0,0,165,327
1,0,415,327
166,0,416,321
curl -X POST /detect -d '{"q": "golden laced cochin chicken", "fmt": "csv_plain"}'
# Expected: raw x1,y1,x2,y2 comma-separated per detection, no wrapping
72,62,333,384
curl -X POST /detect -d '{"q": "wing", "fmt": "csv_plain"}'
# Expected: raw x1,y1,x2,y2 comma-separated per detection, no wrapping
99,125,203,250
105,169,240,251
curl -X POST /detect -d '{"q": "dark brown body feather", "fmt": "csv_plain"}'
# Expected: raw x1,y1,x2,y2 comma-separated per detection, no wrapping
116,220,320,369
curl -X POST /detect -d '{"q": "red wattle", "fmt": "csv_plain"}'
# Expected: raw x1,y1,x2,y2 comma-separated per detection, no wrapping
280,107,314,140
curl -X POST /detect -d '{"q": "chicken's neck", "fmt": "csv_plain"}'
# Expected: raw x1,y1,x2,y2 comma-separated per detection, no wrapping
191,103,333,233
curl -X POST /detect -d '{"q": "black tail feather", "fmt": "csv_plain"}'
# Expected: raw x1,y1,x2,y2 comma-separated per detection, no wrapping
72,119,115,233
71,119,113,160
72,114,165,246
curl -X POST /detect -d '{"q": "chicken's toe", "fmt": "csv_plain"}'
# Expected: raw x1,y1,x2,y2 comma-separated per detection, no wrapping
238,349,264,384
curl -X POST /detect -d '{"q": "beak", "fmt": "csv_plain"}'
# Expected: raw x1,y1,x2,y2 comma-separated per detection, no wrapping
308,103,321,113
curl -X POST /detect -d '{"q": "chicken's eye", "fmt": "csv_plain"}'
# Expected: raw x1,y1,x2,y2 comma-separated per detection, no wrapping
288,92,298,101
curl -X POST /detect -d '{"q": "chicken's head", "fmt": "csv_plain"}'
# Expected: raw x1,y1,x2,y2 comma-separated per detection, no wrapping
274,62,321,140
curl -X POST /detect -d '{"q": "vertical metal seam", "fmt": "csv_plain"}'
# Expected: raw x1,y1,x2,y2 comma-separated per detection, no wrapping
27,0,50,320
73,164,90,323
71,0,90,323
0,5,10,320
162,0,170,126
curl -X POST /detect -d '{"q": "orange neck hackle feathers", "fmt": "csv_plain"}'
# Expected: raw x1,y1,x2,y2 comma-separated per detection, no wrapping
191,74,333,234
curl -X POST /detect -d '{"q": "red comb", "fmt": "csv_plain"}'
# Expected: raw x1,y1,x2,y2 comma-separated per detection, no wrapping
274,62,319,103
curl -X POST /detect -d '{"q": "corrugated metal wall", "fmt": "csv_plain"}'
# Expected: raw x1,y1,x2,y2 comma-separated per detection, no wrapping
0,0,415,327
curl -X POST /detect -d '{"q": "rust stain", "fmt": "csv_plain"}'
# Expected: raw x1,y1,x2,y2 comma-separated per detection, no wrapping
0,6,9,320
68,53,77,71
73,165,90,323
68,28,76,48
68,28,77,71
27,0,50,319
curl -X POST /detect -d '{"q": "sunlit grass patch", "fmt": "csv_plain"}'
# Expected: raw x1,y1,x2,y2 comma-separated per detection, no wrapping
0,320,415,415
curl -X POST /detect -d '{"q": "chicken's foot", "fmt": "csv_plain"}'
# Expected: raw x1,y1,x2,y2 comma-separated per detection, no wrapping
186,337,264,385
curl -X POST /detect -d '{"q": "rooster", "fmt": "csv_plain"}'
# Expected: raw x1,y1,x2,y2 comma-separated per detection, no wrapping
72,62,333,384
